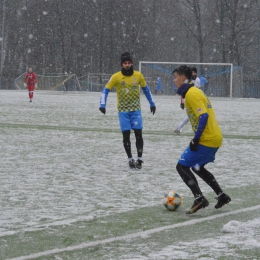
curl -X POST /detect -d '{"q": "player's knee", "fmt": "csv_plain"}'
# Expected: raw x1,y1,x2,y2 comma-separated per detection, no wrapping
122,130,131,144
134,129,142,138
192,164,205,173
134,129,143,144
176,162,189,174
176,162,181,172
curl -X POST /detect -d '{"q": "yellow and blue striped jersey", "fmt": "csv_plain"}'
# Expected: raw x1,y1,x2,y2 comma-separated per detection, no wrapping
105,71,147,112
185,87,222,148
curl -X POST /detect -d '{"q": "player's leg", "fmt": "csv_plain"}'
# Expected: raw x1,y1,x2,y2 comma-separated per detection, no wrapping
122,130,136,169
131,110,144,169
191,146,231,209
122,130,132,158
177,145,211,214
192,165,231,209
134,129,143,158
119,112,135,168
133,129,143,169
28,85,34,101
191,165,223,195
176,162,209,214
176,162,202,197
31,85,35,100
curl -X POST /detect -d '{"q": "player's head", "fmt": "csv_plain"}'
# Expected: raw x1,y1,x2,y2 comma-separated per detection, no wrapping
191,67,197,79
121,52,133,76
121,52,132,67
28,68,33,73
172,65,192,88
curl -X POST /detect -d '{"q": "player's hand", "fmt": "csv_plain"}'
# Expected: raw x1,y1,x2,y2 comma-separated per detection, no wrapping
35,83,38,88
174,129,181,135
190,138,199,151
150,106,156,115
99,107,106,114
24,83,27,88
180,103,184,109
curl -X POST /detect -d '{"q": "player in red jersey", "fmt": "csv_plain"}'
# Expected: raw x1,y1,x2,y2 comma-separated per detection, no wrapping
24,68,38,102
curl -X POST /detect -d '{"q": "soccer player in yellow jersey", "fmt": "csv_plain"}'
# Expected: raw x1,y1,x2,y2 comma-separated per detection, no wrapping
173,65,231,214
99,52,156,169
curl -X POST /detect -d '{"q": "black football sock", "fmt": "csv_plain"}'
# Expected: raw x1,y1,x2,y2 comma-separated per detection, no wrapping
134,129,143,158
122,130,132,159
192,165,223,195
176,163,203,198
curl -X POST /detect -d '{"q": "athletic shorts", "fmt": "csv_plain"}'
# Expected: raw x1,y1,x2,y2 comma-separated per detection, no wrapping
178,144,219,168
118,110,143,131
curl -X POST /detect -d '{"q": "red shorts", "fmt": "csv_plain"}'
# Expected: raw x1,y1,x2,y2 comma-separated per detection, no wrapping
28,85,35,91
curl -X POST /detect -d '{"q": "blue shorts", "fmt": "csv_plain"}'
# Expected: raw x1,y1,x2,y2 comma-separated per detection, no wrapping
118,110,143,131
178,144,219,168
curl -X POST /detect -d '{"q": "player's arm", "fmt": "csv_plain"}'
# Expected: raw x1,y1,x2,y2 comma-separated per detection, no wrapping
190,112,208,150
99,87,110,114
99,75,115,114
140,73,156,114
189,93,208,150
180,96,184,109
197,78,201,89
174,116,189,134
190,113,208,151
34,73,38,87
24,74,28,87
141,86,156,115
194,113,208,140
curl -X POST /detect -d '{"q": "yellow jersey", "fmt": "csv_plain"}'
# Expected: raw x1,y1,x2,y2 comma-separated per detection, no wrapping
185,87,222,148
105,70,147,112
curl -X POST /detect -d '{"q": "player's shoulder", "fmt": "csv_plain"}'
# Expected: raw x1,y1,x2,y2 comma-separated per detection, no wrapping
133,70,145,81
111,71,122,79
108,71,121,82
106,71,124,87
133,70,143,77
186,86,202,97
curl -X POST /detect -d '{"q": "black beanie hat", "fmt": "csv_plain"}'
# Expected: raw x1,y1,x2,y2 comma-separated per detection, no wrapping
121,52,133,65
191,67,197,73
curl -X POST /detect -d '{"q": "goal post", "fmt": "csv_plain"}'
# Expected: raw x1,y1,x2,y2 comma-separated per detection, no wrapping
139,61,243,98
14,73,82,91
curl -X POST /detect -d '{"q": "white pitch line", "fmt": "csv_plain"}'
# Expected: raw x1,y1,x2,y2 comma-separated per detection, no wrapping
6,204,260,260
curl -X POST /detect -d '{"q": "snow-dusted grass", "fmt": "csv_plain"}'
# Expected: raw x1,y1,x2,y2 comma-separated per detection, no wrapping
0,90,260,260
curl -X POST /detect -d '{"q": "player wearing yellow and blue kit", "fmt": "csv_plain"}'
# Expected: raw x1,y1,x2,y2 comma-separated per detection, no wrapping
99,52,156,169
173,65,231,214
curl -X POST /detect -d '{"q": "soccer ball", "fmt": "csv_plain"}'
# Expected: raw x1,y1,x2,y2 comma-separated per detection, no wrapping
163,190,183,211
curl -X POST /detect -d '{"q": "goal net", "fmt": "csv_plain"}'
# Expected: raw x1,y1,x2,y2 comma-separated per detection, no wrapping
15,73,82,91
139,62,243,98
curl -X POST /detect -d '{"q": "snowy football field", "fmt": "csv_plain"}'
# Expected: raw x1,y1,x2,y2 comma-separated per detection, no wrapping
0,90,260,260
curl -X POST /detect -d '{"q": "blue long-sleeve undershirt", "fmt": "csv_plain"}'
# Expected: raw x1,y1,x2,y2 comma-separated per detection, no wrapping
100,87,110,108
142,86,155,107
194,113,209,140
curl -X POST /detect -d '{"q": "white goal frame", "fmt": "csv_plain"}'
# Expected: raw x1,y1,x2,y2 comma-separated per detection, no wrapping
139,61,234,98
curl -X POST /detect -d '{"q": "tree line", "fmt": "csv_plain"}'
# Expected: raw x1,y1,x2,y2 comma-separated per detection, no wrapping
0,0,259,89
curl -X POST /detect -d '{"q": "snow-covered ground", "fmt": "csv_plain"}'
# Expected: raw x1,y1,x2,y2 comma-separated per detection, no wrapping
0,90,259,260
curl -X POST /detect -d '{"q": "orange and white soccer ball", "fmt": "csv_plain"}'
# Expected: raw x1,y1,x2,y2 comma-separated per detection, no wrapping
163,190,183,211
